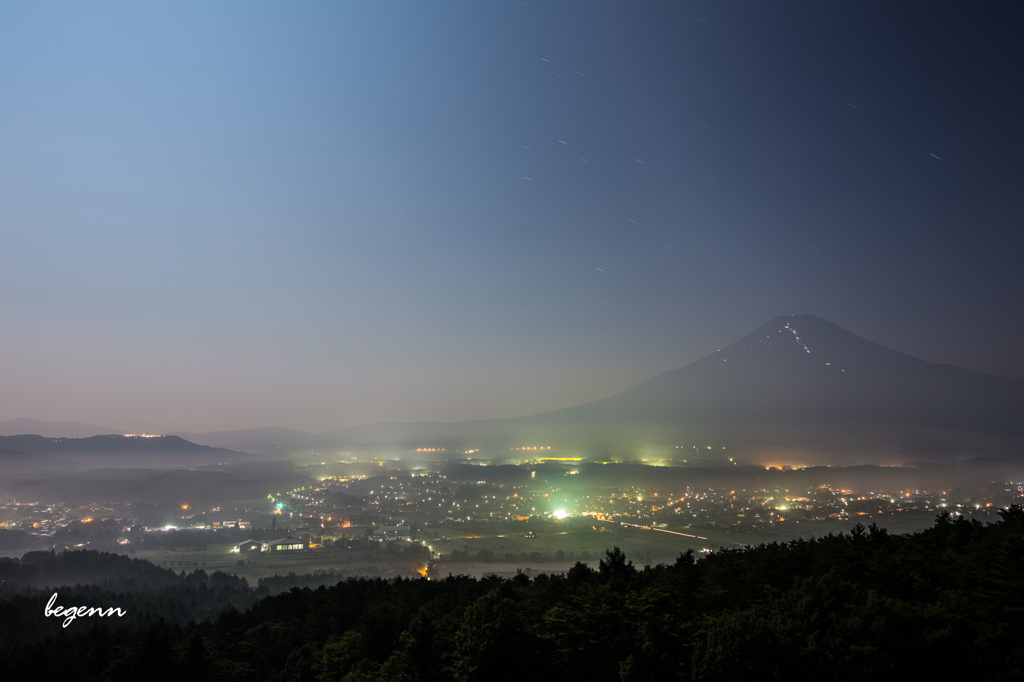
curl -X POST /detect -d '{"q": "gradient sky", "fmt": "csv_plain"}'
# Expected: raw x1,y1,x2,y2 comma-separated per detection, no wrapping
2,1,1022,434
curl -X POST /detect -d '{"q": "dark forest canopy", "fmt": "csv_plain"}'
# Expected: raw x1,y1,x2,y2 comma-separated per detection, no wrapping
3,508,1024,680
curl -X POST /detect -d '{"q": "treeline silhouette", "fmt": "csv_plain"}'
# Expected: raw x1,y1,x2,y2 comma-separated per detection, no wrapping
0,551,257,640
0,549,409,640
2,508,1023,680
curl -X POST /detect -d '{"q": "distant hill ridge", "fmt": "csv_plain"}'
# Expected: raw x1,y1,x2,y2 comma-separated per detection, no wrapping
0,418,122,438
0,434,244,470
0,434,235,455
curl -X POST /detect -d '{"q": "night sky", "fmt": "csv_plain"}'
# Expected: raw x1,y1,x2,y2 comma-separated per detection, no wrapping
2,1,1022,433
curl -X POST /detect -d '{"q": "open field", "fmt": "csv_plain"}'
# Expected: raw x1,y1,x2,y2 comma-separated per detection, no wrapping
129,521,750,585
133,543,424,584
431,508,998,565
430,517,807,567
119,508,989,586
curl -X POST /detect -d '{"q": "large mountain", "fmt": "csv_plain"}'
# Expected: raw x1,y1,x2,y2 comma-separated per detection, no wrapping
494,313,1024,460
174,315,1024,461
12,315,1022,462
539,314,1022,433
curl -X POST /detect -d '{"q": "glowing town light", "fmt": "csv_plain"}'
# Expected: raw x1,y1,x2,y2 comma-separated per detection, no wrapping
553,509,568,519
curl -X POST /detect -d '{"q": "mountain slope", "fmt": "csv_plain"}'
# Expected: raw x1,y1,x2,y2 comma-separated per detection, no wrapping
170,427,318,454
